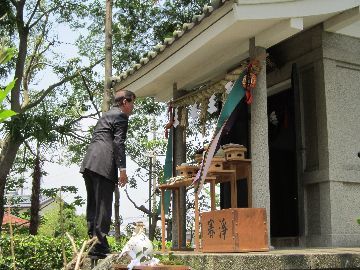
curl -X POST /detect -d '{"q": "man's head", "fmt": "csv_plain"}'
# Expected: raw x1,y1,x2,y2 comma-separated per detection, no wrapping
114,89,136,116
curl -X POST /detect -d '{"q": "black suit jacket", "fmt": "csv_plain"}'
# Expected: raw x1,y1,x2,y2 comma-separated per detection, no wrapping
80,106,128,182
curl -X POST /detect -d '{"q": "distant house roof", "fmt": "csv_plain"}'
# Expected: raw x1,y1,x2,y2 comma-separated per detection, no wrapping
113,0,360,101
4,194,54,209
2,213,29,227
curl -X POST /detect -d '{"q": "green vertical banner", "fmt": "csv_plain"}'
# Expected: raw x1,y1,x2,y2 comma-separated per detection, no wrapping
194,73,246,193
157,128,173,215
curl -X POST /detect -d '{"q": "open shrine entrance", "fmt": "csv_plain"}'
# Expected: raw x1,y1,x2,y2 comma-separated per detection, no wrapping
268,87,299,245
218,86,300,245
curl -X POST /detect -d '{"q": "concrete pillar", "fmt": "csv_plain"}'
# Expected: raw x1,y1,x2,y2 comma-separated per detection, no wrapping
249,38,271,241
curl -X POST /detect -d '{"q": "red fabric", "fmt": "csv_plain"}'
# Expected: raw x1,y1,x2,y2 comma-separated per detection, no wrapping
245,90,253,104
2,213,29,227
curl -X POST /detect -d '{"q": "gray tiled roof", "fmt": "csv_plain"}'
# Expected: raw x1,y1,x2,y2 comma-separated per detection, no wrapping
116,0,229,83
4,194,54,208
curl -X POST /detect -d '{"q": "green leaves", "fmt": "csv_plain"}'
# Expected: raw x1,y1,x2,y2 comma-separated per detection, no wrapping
0,235,75,270
0,109,17,121
38,204,87,239
0,45,17,122
0,78,16,102
0,46,15,65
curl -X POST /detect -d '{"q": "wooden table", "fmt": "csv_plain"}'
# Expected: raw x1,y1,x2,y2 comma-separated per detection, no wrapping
158,178,194,253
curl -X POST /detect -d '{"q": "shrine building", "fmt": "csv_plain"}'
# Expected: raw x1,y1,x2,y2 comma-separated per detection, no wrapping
113,0,360,249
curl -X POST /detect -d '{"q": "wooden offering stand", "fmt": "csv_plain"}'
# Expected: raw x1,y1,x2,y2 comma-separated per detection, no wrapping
158,145,254,253
222,144,247,160
221,144,252,207
176,164,199,178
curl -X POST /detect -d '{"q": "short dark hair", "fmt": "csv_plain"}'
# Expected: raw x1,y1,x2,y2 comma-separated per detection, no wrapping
114,89,136,106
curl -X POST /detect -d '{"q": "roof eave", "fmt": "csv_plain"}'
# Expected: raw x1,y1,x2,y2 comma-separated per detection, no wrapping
114,0,360,102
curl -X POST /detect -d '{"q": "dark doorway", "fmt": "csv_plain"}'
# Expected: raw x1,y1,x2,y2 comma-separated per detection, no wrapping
267,89,299,238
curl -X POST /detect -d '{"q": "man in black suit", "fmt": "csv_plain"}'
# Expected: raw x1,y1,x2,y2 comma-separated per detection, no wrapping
80,89,136,258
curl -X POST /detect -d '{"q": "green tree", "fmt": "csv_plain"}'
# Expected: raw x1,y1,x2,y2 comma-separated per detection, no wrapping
0,0,102,231
1,0,217,243
70,0,212,242
38,202,87,239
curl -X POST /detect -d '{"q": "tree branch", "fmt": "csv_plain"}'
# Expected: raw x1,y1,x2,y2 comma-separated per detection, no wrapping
23,16,49,107
21,58,104,112
23,141,37,157
26,0,41,28
60,112,98,129
80,74,101,118
9,0,17,8
124,188,159,219
65,131,90,144
28,6,57,30
23,141,50,162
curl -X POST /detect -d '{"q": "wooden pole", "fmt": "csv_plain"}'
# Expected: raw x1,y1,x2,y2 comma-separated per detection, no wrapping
102,0,113,112
194,190,199,252
103,0,122,243
148,156,152,230
172,83,187,249
161,189,166,253
176,189,182,248
210,180,216,211
114,187,121,242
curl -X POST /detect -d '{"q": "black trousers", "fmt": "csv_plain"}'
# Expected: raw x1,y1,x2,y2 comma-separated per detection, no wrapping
83,169,115,253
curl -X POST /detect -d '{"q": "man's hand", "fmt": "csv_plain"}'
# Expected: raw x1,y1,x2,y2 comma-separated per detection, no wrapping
119,170,128,187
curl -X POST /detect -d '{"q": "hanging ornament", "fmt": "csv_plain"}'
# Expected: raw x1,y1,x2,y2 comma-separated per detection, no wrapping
225,81,234,94
173,107,179,128
199,98,208,137
207,94,217,114
242,63,258,104
164,103,173,138
242,73,257,89
180,106,188,127
189,103,198,121
199,99,208,125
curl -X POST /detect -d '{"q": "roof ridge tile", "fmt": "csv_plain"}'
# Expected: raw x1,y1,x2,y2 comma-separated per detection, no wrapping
117,0,231,83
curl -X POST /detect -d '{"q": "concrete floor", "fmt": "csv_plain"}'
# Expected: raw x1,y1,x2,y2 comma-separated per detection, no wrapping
172,247,360,270
88,247,360,270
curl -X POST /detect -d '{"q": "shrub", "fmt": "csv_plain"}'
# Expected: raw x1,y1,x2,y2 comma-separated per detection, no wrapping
0,235,79,270
107,236,130,253
38,205,88,239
